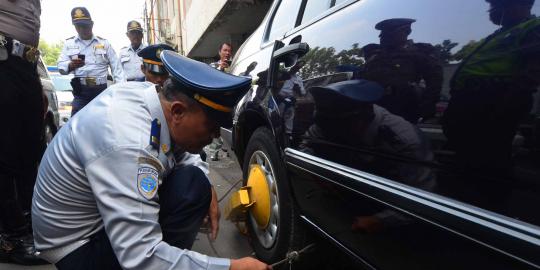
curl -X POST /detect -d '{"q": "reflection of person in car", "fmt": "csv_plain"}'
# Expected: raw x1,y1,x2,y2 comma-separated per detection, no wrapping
278,61,307,136
362,18,443,124
300,79,435,232
443,0,540,174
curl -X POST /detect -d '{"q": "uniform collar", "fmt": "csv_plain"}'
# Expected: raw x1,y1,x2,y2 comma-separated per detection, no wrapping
143,85,172,155
76,35,98,43
130,43,146,53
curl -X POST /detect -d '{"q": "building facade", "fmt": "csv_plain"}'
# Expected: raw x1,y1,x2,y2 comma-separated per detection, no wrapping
144,0,271,62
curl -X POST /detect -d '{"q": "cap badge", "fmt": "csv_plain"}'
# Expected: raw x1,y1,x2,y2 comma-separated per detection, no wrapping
156,48,163,59
74,9,85,18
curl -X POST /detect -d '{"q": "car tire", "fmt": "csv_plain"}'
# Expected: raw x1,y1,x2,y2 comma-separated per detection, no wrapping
242,127,304,265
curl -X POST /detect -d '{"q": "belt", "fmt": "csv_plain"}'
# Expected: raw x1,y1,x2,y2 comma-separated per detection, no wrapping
0,34,39,63
77,77,108,86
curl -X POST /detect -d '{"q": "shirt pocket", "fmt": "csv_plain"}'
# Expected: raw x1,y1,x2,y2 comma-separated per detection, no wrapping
67,49,81,59
120,54,131,63
94,49,109,64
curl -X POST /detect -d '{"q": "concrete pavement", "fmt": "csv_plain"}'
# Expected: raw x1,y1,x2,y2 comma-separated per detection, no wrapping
0,145,252,269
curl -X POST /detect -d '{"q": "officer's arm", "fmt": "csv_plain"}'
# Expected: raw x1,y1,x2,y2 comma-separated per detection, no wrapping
175,150,209,175
107,43,126,83
85,147,230,270
57,43,71,75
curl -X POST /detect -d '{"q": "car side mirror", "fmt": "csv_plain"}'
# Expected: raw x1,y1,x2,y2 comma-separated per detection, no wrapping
268,41,310,90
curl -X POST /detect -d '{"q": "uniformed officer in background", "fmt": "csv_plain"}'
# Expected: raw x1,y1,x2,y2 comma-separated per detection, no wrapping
57,7,125,116
119,20,146,82
0,0,47,265
32,51,269,270
137,43,175,86
362,18,443,124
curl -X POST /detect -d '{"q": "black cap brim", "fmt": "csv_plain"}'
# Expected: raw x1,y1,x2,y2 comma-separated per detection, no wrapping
73,20,92,25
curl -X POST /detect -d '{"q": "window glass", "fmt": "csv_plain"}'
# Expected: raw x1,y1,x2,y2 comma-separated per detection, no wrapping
333,0,349,6
277,0,540,227
266,0,301,42
301,0,331,25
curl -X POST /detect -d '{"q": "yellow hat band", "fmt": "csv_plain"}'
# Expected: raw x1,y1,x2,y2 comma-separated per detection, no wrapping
193,94,232,113
143,59,164,66
73,17,91,20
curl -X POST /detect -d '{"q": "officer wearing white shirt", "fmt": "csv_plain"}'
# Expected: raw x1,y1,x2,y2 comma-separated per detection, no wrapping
57,7,125,115
32,51,270,270
119,20,146,81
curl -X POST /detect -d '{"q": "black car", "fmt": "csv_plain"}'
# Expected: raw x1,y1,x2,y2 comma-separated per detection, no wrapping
226,0,540,269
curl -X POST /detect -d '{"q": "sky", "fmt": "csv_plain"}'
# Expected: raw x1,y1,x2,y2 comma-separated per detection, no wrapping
40,0,146,51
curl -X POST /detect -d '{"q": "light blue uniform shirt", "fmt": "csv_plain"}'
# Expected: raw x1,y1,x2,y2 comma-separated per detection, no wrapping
57,35,125,83
32,82,229,270
119,44,146,81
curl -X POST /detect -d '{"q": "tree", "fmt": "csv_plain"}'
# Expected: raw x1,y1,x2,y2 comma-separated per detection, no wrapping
433,39,459,63
300,43,365,79
38,39,64,66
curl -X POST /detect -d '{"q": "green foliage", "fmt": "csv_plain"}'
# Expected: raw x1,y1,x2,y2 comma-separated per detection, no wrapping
38,39,64,66
300,43,365,79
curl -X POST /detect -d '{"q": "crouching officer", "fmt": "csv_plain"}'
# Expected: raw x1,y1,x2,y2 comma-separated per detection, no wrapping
138,43,175,86
32,50,270,270
57,7,125,116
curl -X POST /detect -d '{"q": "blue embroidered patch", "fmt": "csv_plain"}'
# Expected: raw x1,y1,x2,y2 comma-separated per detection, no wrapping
137,167,159,200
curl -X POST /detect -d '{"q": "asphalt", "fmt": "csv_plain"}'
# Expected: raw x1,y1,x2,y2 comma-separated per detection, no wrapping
0,144,252,269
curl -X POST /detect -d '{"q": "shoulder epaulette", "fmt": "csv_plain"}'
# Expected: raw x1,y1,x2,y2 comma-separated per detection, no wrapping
97,36,106,40
66,36,75,40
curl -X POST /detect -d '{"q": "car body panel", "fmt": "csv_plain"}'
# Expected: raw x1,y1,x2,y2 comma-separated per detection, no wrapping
230,0,540,268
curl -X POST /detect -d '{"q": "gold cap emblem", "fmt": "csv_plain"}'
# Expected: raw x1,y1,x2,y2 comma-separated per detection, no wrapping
74,9,85,18
156,48,163,59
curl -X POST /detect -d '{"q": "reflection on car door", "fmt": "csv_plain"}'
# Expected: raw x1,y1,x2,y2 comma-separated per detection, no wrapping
276,0,540,269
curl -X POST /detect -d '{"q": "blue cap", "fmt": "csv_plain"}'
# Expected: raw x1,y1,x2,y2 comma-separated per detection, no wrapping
138,44,175,74
310,79,384,114
71,7,92,25
161,50,252,128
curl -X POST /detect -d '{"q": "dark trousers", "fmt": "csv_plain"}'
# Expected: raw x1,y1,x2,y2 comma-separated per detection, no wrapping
0,51,44,234
55,165,212,270
71,83,108,116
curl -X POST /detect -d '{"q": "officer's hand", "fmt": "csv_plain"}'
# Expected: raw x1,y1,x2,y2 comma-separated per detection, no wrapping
207,186,220,240
68,59,85,71
230,257,271,270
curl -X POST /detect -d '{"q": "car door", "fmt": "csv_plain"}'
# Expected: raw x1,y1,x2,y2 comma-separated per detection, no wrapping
274,0,540,269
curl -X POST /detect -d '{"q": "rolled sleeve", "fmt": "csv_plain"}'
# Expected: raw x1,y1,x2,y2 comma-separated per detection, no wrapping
85,147,229,270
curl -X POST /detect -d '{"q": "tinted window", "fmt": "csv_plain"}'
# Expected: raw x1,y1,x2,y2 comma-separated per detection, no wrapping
276,0,540,227
266,0,301,42
301,0,331,25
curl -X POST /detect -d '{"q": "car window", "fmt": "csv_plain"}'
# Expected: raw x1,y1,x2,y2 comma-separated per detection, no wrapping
266,0,302,42
300,0,332,25
275,0,540,229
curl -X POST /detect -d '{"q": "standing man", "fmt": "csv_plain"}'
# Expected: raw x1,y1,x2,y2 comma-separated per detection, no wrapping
362,18,443,123
32,51,269,270
57,7,125,116
119,20,146,82
209,42,233,160
0,0,47,265
138,43,175,86
443,0,540,174
210,42,233,72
